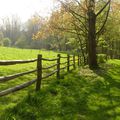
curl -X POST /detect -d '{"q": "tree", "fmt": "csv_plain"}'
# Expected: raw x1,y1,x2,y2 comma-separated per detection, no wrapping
102,1,120,59
26,13,44,48
33,8,81,52
55,0,111,68
1,15,21,46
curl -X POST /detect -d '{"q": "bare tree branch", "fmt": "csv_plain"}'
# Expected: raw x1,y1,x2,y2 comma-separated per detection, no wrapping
71,13,88,31
74,24,87,64
71,20,87,34
57,0,88,31
51,23,86,37
96,1,111,35
96,0,111,17
74,0,87,11
58,0,86,19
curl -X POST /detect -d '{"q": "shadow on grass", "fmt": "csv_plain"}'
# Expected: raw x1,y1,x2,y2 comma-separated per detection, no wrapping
1,61,120,120
92,62,120,120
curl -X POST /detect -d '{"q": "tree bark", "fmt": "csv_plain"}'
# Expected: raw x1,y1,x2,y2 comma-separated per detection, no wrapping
87,0,98,68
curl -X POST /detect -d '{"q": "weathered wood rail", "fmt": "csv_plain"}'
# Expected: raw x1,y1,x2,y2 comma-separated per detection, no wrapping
0,59,37,65
0,54,80,97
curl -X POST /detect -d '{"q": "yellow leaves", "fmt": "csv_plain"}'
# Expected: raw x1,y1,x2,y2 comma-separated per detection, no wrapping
33,4,74,41
49,8,73,31
32,22,53,40
33,29,47,40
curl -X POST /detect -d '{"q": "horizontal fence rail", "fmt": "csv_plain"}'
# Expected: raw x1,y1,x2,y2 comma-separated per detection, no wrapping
0,54,81,97
42,58,58,61
0,69,37,83
60,56,68,59
0,79,37,97
0,59,37,65
60,66,68,70
42,64,58,70
60,61,67,65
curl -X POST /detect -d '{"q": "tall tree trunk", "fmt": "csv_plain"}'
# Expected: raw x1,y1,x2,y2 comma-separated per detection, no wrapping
87,0,98,68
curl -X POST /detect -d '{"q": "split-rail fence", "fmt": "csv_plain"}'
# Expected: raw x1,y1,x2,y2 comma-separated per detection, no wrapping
0,54,81,97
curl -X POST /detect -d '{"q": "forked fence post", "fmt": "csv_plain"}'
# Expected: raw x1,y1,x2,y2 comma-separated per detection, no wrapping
36,54,42,91
67,54,70,72
57,54,60,79
73,55,75,69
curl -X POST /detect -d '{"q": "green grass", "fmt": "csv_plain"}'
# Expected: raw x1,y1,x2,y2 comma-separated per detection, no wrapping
0,47,120,120
0,47,68,117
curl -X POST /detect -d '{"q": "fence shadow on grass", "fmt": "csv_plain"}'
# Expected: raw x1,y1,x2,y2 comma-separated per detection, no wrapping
1,61,120,120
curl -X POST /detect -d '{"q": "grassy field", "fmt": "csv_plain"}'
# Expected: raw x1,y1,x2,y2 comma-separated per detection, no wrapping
0,59,120,120
0,47,69,117
0,47,120,120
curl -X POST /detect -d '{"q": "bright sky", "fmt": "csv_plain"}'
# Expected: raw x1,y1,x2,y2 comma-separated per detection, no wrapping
0,0,54,22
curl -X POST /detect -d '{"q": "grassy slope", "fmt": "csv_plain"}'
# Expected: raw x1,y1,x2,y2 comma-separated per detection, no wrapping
0,47,67,116
0,57,120,120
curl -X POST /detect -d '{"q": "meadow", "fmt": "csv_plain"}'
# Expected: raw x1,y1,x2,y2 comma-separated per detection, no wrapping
0,47,120,120
0,47,67,116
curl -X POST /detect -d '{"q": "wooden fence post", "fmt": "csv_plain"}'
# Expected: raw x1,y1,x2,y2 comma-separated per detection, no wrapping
67,54,70,72
73,55,75,69
36,54,42,91
57,54,60,79
78,55,80,66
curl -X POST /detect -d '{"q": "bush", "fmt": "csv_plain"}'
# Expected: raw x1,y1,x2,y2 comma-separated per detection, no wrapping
97,54,107,63
3,38,11,47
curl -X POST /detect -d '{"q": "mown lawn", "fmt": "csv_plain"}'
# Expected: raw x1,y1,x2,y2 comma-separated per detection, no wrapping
0,58,120,120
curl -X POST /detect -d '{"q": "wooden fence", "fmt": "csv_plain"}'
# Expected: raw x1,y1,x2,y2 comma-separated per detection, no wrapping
0,54,80,97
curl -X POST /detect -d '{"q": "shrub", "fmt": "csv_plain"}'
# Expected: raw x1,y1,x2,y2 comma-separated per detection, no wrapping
3,38,11,47
97,54,107,63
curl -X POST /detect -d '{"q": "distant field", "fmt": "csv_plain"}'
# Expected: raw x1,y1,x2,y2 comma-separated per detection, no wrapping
0,47,67,115
0,46,67,78
0,47,59,60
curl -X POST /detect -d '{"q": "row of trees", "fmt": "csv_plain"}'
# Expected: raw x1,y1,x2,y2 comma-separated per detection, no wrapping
0,0,120,68
0,14,47,49
33,0,120,68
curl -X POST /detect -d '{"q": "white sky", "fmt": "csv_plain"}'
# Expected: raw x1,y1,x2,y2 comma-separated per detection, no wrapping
0,0,54,22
